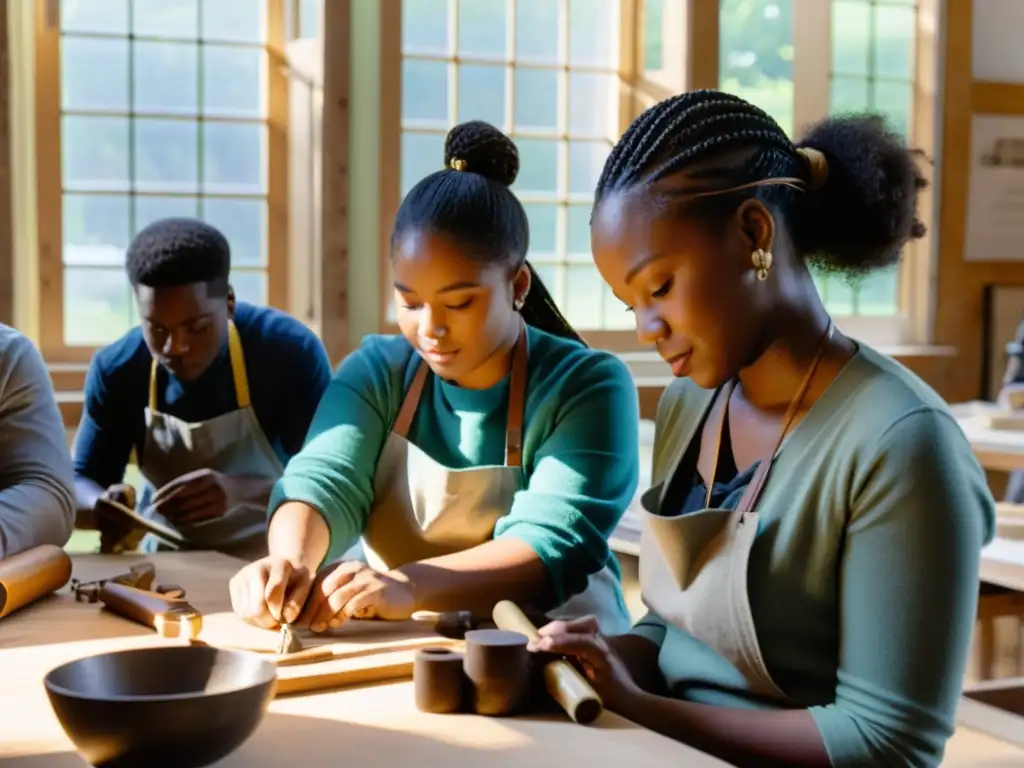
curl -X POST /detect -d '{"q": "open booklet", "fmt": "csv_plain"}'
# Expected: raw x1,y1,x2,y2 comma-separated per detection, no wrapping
96,496,189,551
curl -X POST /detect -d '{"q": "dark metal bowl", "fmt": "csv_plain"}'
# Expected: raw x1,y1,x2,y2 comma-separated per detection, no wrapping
43,645,277,768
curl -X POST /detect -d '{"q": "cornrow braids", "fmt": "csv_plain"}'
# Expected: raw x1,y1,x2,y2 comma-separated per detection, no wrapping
594,89,929,276
596,90,801,204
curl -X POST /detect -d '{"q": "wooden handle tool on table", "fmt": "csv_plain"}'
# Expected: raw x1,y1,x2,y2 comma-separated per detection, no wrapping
98,581,203,639
492,600,604,725
196,634,464,667
0,544,73,620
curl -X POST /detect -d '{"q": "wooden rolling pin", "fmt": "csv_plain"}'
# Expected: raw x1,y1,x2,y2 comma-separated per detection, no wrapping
0,544,73,619
98,582,203,639
492,600,604,725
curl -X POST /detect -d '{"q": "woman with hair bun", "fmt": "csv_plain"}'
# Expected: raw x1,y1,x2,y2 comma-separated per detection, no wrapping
230,120,639,635
528,91,996,767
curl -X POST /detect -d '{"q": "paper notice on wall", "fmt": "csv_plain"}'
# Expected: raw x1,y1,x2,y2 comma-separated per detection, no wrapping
965,114,1024,262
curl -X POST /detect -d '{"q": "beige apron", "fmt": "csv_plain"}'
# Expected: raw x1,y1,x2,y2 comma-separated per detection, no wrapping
136,320,284,561
638,322,834,701
361,326,630,634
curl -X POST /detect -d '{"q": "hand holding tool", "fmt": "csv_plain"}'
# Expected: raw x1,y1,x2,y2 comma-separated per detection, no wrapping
95,491,187,554
492,600,604,725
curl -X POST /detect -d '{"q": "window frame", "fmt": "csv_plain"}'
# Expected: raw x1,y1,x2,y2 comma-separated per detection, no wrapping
791,0,938,348
377,0,938,353
31,0,292,364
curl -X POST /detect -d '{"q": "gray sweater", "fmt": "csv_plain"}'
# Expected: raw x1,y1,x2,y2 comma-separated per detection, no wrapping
0,324,74,556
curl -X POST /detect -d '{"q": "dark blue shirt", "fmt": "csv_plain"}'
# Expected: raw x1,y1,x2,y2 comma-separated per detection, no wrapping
74,302,333,488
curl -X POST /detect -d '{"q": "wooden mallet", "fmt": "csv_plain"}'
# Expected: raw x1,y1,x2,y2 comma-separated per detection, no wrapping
492,600,604,725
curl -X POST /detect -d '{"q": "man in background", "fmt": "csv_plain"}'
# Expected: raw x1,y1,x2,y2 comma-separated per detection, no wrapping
73,218,332,558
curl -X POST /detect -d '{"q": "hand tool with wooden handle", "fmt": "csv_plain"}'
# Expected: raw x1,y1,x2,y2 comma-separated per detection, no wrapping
70,561,157,602
411,606,551,638
411,609,479,638
492,600,604,725
98,581,203,639
0,544,72,620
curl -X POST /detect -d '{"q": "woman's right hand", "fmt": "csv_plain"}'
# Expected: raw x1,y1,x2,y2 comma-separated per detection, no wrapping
229,555,315,629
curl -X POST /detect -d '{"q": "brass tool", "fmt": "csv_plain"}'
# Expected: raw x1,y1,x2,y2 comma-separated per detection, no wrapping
277,623,303,655
70,561,157,603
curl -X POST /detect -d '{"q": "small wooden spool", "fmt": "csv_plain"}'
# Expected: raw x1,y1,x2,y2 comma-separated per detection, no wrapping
462,629,530,717
413,647,466,713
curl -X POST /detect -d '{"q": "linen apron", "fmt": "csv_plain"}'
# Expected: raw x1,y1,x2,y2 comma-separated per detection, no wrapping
361,326,629,634
136,320,284,561
637,323,834,700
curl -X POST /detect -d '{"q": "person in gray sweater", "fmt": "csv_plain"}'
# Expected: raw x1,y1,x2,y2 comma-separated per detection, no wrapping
0,323,75,557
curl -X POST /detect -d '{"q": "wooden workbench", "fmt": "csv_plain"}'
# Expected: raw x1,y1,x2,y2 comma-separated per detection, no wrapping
0,552,728,767
951,401,1024,472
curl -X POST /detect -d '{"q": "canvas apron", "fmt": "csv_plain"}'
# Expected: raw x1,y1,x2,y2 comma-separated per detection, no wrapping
638,323,834,700
136,320,285,560
361,327,628,633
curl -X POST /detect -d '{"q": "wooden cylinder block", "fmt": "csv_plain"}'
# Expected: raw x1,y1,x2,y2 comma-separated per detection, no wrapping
462,629,530,717
413,647,466,714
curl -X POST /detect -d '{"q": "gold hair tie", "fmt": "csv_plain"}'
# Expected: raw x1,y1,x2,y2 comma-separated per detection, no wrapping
449,157,467,172
796,147,828,191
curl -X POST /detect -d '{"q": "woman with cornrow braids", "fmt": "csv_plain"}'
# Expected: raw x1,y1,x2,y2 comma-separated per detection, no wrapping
529,91,995,767
231,120,639,637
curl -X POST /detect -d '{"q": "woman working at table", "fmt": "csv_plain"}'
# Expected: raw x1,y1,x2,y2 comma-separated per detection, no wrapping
230,121,639,635
529,91,997,768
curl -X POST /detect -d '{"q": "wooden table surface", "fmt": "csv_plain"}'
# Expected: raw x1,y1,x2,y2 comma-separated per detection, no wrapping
0,552,729,767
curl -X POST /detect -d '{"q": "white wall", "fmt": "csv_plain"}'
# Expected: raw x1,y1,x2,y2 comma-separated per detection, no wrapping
973,0,1024,82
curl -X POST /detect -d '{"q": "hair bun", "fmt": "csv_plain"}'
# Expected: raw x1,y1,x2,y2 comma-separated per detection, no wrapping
443,121,520,187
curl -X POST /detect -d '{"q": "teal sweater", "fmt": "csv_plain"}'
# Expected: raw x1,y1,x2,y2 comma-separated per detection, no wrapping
270,325,640,610
631,345,995,767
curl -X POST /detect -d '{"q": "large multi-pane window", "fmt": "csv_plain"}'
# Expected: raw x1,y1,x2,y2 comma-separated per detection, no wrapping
718,0,918,327
397,0,631,333
720,0,795,136
388,0,931,349
822,0,916,318
35,0,288,358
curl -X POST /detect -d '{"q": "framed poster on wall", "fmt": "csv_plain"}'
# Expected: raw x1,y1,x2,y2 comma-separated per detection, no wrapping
966,115,1024,262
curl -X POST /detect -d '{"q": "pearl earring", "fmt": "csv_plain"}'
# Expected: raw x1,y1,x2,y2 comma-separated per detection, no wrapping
752,248,773,281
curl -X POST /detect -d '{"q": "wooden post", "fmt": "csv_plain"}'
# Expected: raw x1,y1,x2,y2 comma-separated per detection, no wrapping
319,0,351,364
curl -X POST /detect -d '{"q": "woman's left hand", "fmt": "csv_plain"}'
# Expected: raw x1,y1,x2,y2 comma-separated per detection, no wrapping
297,560,417,632
529,615,644,714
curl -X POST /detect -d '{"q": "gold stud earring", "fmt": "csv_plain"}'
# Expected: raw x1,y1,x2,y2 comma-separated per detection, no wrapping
752,248,773,281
